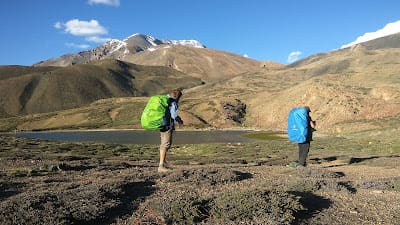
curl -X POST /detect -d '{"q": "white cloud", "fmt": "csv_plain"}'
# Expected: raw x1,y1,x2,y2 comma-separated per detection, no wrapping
61,19,108,36
88,0,120,6
85,36,112,43
55,19,108,36
341,20,400,49
65,43,90,49
243,54,249,58
287,51,302,63
55,19,111,44
54,22,62,29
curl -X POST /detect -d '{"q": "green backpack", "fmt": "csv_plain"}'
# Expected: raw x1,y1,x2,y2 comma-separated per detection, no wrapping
141,95,171,130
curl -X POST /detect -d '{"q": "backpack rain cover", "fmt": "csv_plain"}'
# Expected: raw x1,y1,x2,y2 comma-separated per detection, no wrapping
287,107,309,143
141,95,170,130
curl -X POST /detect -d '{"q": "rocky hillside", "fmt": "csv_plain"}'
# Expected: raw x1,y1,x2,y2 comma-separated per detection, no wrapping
33,34,206,67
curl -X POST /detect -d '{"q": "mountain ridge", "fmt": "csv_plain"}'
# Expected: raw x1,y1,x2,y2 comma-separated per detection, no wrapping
33,33,206,67
1,32,400,134
0,59,202,117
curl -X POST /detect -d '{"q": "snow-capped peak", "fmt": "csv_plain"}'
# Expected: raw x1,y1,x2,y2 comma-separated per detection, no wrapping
123,33,159,46
122,33,205,49
163,39,205,48
33,33,205,66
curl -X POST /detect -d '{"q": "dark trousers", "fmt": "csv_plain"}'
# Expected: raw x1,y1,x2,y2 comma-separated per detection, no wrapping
298,142,310,166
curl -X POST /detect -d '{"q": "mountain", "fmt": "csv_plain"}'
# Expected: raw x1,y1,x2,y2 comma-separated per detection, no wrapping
123,45,262,81
259,37,400,132
0,59,202,117
33,34,206,67
181,33,400,132
0,33,263,121
33,33,262,82
2,33,400,134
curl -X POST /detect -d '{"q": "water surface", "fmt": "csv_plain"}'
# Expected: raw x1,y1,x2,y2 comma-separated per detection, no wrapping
16,130,252,144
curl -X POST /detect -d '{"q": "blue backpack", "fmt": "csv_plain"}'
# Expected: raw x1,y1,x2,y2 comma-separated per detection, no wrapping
287,107,309,143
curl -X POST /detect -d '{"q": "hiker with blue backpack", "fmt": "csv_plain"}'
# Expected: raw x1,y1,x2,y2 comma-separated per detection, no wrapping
287,106,316,168
141,89,184,173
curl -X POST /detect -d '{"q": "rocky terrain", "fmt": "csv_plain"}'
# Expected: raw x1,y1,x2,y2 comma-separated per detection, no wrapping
0,132,399,225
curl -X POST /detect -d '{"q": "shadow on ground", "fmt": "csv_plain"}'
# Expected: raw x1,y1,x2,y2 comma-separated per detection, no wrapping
291,191,332,224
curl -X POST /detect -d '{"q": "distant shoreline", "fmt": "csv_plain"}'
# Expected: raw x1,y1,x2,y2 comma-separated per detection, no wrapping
11,129,258,145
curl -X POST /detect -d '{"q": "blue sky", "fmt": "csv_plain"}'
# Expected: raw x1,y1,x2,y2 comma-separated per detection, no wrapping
1,0,400,66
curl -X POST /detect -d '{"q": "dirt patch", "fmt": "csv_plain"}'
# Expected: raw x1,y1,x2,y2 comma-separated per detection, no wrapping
161,168,252,185
360,177,400,191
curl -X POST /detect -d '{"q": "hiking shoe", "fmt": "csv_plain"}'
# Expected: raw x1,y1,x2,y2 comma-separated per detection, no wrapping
286,162,298,168
161,161,169,168
158,166,171,173
296,164,305,169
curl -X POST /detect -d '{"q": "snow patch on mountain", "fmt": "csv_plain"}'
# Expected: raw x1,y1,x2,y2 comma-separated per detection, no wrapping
33,33,205,66
105,39,128,55
163,39,205,48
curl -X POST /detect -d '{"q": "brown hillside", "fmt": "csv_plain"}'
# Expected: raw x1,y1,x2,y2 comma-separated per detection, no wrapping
245,47,400,133
181,41,400,134
123,45,263,82
4,45,399,134
2,35,400,134
359,32,400,50
0,65,58,80
0,60,202,117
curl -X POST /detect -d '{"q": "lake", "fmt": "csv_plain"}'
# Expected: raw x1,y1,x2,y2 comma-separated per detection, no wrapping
15,130,253,144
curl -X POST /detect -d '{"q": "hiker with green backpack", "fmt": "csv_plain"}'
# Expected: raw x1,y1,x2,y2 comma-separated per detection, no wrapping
141,89,184,173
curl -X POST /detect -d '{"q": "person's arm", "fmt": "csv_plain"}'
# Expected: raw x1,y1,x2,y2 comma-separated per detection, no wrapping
170,101,183,125
309,117,316,129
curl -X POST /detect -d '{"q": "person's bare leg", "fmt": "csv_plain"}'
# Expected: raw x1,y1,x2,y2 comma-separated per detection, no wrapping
159,148,167,166
158,129,172,172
